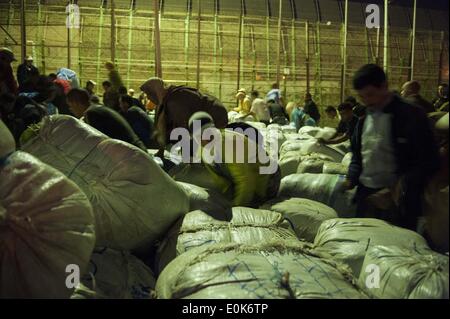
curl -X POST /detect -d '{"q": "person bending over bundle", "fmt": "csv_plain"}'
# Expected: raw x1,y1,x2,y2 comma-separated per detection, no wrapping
186,112,280,208
140,78,228,156
66,88,147,151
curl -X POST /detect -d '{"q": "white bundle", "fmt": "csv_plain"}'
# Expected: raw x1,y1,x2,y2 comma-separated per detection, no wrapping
261,197,338,242
358,245,449,299
155,207,297,274
314,218,430,277
72,248,156,299
156,241,368,299
279,173,357,217
1,151,95,298
22,115,189,250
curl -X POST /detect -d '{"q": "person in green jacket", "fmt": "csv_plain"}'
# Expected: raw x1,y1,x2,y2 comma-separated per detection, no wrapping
187,112,280,208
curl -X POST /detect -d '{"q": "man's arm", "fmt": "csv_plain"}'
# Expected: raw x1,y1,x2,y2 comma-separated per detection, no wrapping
346,121,363,188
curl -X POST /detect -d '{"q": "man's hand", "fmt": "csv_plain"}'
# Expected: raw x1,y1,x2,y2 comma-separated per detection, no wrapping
367,188,396,211
339,178,355,193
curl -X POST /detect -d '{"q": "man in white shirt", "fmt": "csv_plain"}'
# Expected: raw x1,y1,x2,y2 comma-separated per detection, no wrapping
249,90,270,125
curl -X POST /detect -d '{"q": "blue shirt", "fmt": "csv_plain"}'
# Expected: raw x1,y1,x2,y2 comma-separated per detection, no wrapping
266,89,282,104
291,108,316,132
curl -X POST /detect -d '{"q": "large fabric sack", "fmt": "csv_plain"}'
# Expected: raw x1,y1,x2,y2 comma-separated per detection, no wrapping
169,163,225,194
72,248,156,299
358,245,449,299
279,173,357,217
0,120,15,159
155,207,296,274
341,152,353,167
322,162,349,175
156,241,368,299
279,151,302,178
0,151,96,298
176,182,232,219
261,127,286,156
297,153,334,174
260,197,338,242
247,121,267,130
333,141,351,154
299,127,336,140
21,115,189,250
423,177,449,253
279,139,345,162
279,125,297,134
314,218,430,277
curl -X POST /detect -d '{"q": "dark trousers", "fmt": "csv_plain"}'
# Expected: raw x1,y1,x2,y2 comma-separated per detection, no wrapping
354,184,419,231
354,184,398,224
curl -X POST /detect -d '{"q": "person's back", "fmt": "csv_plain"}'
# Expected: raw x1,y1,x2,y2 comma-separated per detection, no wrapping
291,107,316,131
122,105,156,149
304,99,321,123
268,100,289,125
160,85,228,141
266,88,282,105
250,97,270,123
84,105,147,151
406,94,435,114
204,129,278,207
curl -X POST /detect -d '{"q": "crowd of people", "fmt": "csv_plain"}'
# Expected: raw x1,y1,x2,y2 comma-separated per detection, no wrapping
1,46,449,250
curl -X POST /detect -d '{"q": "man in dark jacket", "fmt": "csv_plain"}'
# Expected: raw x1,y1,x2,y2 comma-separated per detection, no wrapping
67,88,146,151
267,99,289,125
432,83,449,112
17,56,39,89
401,81,435,113
119,94,157,149
140,77,228,151
303,93,321,124
343,64,440,231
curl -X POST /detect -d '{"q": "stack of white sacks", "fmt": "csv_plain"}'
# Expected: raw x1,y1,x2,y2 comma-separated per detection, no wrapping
1,113,448,299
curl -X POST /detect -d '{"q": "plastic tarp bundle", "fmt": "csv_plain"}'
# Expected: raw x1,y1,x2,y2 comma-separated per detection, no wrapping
322,162,349,175
261,127,286,157
260,198,338,242
155,207,297,274
156,240,368,299
169,163,225,194
176,182,232,220
0,120,15,158
314,218,430,277
298,127,337,140
358,245,449,299
246,121,267,130
341,152,353,167
423,177,449,253
0,151,96,298
279,139,345,163
279,151,303,178
72,248,156,299
297,153,334,174
333,141,351,154
279,173,357,217
21,115,189,250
